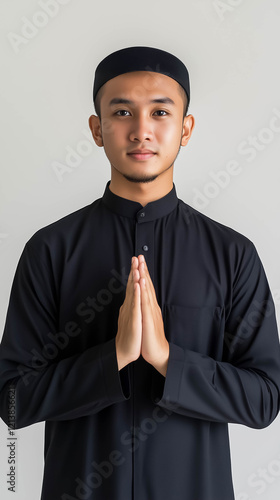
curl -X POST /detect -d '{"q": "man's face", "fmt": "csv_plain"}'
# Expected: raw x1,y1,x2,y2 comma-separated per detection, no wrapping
93,71,192,183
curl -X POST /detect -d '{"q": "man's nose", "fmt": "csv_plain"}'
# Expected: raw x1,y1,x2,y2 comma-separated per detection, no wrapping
129,116,153,142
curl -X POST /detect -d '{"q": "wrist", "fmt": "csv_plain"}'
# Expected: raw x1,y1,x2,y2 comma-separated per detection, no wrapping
152,343,170,377
115,340,132,371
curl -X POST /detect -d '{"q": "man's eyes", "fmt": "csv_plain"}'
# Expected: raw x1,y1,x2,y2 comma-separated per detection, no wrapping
115,110,131,116
153,110,168,116
114,110,169,117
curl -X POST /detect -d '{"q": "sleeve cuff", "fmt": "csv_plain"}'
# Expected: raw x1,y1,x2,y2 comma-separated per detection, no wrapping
151,342,185,410
100,337,131,403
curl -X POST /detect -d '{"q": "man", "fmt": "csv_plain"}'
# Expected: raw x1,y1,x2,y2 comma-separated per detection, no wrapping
0,46,280,500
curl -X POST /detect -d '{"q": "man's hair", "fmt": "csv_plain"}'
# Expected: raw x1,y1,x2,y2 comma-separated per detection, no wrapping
94,86,105,119
94,82,189,119
177,83,189,117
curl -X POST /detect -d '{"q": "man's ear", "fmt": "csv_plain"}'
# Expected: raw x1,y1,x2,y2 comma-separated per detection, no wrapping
181,114,195,147
88,115,103,147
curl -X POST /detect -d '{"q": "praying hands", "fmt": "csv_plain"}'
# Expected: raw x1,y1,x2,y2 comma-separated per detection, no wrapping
116,255,170,376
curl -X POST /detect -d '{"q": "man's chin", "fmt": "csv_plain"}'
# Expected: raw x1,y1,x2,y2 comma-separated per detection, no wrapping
122,173,159,184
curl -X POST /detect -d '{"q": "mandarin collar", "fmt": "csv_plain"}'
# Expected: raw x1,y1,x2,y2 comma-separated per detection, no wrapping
102,180,178,222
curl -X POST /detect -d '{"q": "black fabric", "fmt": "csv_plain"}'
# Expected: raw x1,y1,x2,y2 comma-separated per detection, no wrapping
0,180,280,500
93,46,190,104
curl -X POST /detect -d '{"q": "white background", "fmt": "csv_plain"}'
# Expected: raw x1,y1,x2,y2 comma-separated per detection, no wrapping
0,1,280,499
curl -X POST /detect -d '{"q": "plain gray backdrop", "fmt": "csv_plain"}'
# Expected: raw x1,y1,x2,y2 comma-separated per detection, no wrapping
0,1,280,499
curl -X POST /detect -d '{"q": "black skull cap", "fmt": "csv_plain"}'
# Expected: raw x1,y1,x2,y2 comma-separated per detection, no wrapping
93,46,190,106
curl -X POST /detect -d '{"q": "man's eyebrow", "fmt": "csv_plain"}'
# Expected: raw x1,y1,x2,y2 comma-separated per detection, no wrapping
109,97,175,106
109,98,133,106
150,97,175,105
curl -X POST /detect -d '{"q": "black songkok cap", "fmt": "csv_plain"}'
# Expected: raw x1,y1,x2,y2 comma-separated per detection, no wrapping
93,46,190,106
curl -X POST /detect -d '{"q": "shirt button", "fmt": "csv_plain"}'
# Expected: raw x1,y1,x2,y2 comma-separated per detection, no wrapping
142,245,149,252
140,212,145,218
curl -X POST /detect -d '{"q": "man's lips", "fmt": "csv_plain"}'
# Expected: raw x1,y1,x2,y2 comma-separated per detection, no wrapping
127,149,157,160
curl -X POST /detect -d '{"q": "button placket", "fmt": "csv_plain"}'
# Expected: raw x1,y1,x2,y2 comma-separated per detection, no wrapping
135,214,154,281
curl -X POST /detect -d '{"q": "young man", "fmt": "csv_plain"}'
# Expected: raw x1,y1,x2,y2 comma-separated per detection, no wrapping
0,46,280,500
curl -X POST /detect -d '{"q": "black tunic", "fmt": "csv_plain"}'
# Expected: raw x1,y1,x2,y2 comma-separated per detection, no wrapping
0,180,280,500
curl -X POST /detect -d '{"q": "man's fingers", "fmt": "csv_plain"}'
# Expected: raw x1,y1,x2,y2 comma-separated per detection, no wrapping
132,280,141,309
132,256,138,268
139,277,150,338
131,258,139,285
126,257,139,299
138,256,157,303
124,260,134,299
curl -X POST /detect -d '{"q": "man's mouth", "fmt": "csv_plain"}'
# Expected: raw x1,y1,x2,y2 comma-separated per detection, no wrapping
127,149,157,161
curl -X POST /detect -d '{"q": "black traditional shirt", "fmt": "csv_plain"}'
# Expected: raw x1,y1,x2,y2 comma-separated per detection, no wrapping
0,180,280,500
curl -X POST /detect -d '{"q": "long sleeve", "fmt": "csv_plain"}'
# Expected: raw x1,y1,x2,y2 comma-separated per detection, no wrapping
0,242,130,429
2,181,278,499
151,242,280,428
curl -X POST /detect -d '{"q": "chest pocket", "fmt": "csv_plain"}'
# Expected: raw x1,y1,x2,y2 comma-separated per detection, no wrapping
162,304,225,360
